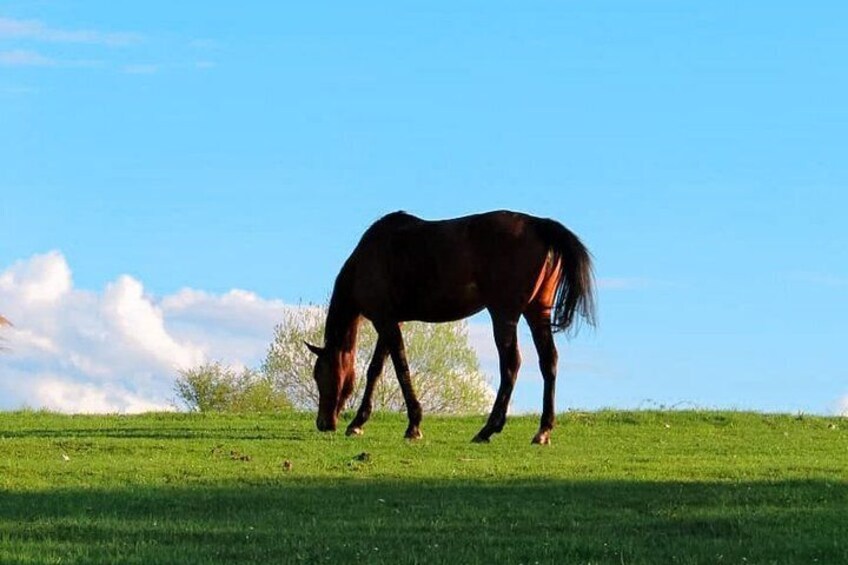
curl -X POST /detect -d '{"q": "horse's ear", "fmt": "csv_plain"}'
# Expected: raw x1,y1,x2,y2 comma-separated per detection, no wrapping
305,342,324,356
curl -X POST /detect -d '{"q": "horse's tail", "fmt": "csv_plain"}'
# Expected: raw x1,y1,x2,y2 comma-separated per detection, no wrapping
533,217,597,334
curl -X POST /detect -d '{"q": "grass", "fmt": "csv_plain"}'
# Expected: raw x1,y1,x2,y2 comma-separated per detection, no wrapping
1,409,846,564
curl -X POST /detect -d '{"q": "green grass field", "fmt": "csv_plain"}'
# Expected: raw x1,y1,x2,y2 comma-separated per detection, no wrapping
1,410,846,564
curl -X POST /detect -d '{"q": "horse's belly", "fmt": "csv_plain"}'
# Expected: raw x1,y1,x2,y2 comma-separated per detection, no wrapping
399,281,485,323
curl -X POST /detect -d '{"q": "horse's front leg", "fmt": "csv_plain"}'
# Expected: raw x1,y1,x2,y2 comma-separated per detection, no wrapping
346,338,388,436
376,321,423,439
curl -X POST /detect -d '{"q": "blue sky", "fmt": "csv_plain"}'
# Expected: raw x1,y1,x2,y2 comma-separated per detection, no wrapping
1,2,846,415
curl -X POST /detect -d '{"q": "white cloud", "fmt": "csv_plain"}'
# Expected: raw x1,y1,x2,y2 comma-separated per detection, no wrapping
161,288,288,334
1,17,214,74
790,272,848,288
837,395,848,417
102,275,204,370
0,17,141,46
33,376,171,413
160,288,292,367
466,321,498,369
0,49,55,67
0,17,126,70
122,63,159,75
0,251,288,413
0,368,171,414
0,250,71,303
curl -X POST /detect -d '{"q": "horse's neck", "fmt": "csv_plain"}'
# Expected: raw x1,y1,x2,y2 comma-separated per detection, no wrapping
324,266,360,359
325,304,359,353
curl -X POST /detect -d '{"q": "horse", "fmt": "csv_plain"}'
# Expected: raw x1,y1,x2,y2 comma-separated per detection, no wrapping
306,210,596,444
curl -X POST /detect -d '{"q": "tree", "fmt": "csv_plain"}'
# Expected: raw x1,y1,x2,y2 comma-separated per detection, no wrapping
174,362,291,413
262,305,494,414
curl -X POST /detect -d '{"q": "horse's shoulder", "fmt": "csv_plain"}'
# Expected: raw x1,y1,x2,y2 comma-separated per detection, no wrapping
365,211,422,236
377,210,420,225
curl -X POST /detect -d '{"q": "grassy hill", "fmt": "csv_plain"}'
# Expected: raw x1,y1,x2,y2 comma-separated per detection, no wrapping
1,410,846,564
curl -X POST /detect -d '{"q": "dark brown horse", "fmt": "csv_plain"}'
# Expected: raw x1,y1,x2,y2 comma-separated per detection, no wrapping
306,210,595,444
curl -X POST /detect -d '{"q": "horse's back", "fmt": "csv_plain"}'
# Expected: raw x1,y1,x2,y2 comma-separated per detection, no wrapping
360,209,536,248
355,210,543,274
349,211,552,322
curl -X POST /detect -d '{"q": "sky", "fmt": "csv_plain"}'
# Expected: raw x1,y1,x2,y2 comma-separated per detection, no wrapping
1,2,846,416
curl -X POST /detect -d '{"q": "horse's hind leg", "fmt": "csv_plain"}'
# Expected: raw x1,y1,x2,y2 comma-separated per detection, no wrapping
473,313,521,443
376,321,423,440
525,305,558,445
346,337,389,436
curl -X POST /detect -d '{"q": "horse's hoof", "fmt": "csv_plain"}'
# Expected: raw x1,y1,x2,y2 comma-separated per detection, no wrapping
471,433,490,444
531,431,551,445
346,426,363,437
404,427,423,440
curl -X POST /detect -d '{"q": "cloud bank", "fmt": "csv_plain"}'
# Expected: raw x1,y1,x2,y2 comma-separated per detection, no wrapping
0,251,288,413
0,252,546,415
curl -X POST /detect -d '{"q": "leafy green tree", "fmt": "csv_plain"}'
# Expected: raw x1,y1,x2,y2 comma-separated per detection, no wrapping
175,362,290,413
262,305,494,414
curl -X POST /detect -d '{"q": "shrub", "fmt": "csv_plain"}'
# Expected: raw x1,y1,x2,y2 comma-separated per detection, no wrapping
175,362,291,413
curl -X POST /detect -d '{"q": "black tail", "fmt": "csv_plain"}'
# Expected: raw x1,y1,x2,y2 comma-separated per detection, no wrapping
533,217,597,334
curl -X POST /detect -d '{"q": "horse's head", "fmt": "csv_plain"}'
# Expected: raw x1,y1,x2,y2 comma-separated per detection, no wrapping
306,342,355,432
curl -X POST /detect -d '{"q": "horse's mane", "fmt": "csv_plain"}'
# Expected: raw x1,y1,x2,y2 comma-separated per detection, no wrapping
323,212,420,349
